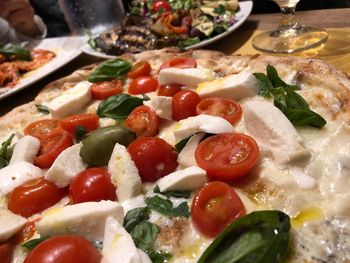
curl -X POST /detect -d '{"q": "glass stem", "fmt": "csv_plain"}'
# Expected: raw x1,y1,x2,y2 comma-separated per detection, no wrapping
278,6,298,30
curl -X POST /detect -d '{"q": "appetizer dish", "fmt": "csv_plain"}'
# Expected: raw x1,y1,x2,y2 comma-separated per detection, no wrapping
0,48,349,263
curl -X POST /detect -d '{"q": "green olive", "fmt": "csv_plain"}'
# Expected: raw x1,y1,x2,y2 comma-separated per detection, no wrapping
80,126,135,166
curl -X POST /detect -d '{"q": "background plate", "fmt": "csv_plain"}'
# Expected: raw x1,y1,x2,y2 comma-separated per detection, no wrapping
81,1,253,58
0,36,86,100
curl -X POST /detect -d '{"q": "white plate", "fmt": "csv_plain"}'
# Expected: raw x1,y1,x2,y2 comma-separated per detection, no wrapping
81,1,253,58
0,36,86,100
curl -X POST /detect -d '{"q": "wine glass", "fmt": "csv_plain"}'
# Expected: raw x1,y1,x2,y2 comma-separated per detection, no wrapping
252,0,329,53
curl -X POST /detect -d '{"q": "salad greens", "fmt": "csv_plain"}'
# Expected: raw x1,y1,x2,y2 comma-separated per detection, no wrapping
0,44,31,61
254,65,326,128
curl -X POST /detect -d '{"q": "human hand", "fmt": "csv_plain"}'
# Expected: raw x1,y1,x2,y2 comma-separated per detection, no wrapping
0,0,41,37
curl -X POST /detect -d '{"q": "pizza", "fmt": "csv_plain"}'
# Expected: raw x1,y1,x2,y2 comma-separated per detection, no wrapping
0,44,55,90
0,48,350,263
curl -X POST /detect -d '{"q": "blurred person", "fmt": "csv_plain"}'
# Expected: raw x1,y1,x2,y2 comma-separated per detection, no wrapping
0,0,47,43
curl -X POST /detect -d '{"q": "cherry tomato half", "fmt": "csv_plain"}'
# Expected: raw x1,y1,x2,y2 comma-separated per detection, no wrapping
8,178,66,218
69,167,116,204
60,113,100,137
172,90,201,121
153,0,172,13
125,105,159,137
16,220,39,243
24,235,101,263
195,133,259,181
128,76,158,95
191,181,246,237
157,83,182,97
91,79,123,100
128,61,152,79
34,130,73,169
0,243,14,263
196,98,243,125
158,57,197,72
127,137,178,182
24,119,61,141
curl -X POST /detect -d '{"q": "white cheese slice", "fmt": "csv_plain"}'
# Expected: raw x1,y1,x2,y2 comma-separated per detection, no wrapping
36,200,123,242
9,136,40,165
102,217,151,263
121,195,146,214
196,71,259,100
45,143,87,188
158,68,215,86
173,114,234,143
99,117,117,127
47,81,92,118
244,100,310,165
108,143,142,202
0,209,27,242
157,120,177,146
143,96,173,120
0,162,43,195
157,166,207,192
177,133,205,167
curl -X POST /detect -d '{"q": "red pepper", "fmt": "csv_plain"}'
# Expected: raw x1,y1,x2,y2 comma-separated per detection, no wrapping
163,14,191,34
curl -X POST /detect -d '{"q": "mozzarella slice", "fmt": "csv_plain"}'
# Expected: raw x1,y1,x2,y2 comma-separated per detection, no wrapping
143,96,172,120
0,209,27,242
9,136,40,165
0,162,42,195
121,195,146,214
173,114,234,143
157,166,207,192
158,68,215,86
102,217,151,263
177,133,205,167
157,120,177,146
196,71,259,100
47,81,92,118
108,143,142,202
244,100,310,165
36,200,123,242
45,144,87,188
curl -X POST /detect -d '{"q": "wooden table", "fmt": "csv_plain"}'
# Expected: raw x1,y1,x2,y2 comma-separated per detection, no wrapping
1,8,350,116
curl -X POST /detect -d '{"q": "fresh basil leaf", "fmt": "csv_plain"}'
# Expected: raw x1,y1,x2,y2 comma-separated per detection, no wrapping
266,64,299,91
130,221,159,252
35,104,50,114
253,73,274,98
0,134,14,169
123,207,150,233
75,125,87,143
21,237,48,250
88,58,132,83
0,44,31,61
149,250,173,263
198,210,290,263
153,185,191,199
175,134,194,152
178,37,200,48
145,195,190,218
97,94,146,120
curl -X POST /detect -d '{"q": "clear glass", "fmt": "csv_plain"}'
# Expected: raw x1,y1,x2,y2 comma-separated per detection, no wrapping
252,0,329,53
58,0,125,35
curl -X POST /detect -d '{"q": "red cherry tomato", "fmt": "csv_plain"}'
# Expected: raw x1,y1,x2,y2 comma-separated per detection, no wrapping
159,57,196,72
128,76,158,95
34,130,73,169
60,113,100,137
8,178,66,218
16,220,39,243
128,61,152,79
172,90,201,121
91,79,123,100
24,235,101,263
157,84,182,97
24,119,62,141
125,105,159,137
191,181,246,237
195,133,259,181
69,167,116,204
127,137,178,182
0,243,14,263
195,98,243,125
152,0,172,13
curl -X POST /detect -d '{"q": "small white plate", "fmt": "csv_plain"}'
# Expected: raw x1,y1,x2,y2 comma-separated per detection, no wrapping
81,1,253,58
0,36,86,100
